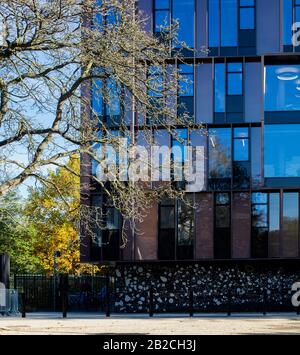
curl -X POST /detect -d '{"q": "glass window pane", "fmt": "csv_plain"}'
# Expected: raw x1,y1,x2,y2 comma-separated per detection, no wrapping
178,200,194,246
240,0,254,5
227,63,243,72
234,127,249,138
155,0,169,9
269,193,280,232
155,10,170,32
282,192,299,257
283,0,293,45
160,206,175,228
251,127,262,187
208,0,219,47
92,79,104,116
234,138,249,161
240,8,255,30
209,128,232,178
265,124,300,178
221,0,238,47
265,65,300,112
214,64,225,112
216,206,230,228
173,0,195,48
252,204,268,227
106,208,120,230
296,5,300,23
252,192,267,204
228,73,243,95
216,193,230,205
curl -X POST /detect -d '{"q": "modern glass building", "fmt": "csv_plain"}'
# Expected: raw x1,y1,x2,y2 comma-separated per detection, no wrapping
81,0,300,264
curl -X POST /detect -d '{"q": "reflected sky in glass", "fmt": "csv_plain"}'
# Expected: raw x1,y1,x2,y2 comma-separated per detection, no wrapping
265,65,300,111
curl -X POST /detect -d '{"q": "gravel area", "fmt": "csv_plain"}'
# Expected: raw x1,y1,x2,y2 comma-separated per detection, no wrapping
0,313,300,335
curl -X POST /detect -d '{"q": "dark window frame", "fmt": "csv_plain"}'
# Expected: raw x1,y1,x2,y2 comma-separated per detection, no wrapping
208,0,257,56
158,197,195,260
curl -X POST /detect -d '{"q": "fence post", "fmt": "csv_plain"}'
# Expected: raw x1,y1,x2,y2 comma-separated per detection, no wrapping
62,290,68,318
263,289,267,316
189,286,194,317
105,273,110,317
149,286,154,317
21,292,26,318
227,289,231,317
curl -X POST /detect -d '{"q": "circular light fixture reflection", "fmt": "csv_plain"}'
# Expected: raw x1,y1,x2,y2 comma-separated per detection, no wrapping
276,67,299,81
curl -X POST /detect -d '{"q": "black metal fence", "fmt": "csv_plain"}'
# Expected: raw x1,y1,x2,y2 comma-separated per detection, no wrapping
13,273,300,316
14,274,110,312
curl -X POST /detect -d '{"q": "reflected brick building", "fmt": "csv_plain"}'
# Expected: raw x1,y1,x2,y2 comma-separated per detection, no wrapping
81,0,300,266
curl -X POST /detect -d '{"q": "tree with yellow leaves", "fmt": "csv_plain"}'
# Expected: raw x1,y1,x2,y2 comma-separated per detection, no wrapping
26,156,99,275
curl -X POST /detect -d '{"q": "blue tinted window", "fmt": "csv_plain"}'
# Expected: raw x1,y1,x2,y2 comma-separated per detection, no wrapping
283,0,293,45
296,5,300,22
265,65,300,112
155,0,169,9
221,0,238,47
214,64,225,112
208,0,219,47
282,192,299,257
228,73,243,95
92,79,104,116
227,63,243,72
172,0,194,48
240,8,255,30
251,127,262,187
265,124,300,178
252,192,267,204
269,193,280,232
240,0,254,5
209,128,232,179
234,127,249,161
155,10,170,32
172,128,188,163
179,64,194,97
227,63,243,95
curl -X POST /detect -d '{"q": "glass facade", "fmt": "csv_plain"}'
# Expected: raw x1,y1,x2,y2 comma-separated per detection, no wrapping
214,62,244,123
265,124,300,178
158,198,194,260
154,0,194,49
85,1,300,263
214,193,231,258
208,0,256,55
208,128,232,190
283,0,300,51
265,65,300,113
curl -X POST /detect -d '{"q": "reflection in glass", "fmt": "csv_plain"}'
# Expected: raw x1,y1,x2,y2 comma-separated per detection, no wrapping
265,124,300,178
251,192,268,258
214,64,225,113
208,128,231,189
172,0,194,48
220,0,238,47
240,7,255,30
282,192,299,257
283,0,293,45
265,65,300,112
208,0,219,47
160,206,175,229
251,127,262,187
214,192,231,259
177,197,194,260
269,193,280,258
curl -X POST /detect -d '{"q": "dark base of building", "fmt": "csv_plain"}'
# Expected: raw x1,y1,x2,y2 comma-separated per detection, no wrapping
113,260,300,313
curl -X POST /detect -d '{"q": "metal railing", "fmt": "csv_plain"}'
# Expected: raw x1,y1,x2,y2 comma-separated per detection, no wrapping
0,289,19,315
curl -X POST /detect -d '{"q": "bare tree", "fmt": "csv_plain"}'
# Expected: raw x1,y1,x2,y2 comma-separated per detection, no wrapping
0,0,204,246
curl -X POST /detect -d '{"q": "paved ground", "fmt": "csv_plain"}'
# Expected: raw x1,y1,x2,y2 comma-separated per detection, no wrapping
0,313,300,335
